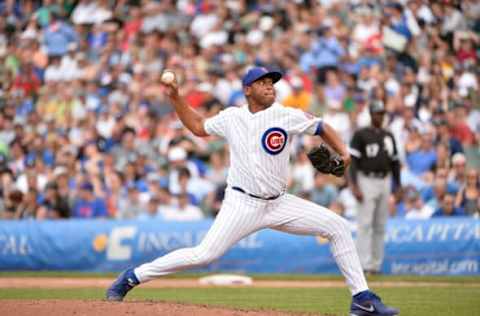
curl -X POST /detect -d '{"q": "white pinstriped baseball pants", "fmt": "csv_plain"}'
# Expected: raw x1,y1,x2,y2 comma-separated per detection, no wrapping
135,188,368,295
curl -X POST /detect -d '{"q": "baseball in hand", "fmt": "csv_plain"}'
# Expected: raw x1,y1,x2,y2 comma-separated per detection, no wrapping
161,71,175,84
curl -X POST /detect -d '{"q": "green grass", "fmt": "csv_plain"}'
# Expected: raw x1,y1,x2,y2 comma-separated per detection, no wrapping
1,286,479,316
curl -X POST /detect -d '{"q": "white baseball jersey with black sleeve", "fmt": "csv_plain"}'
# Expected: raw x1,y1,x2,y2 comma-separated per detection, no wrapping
134,103,369,296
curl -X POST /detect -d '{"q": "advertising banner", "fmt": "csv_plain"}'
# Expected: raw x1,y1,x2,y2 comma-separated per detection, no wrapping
0,218,478,275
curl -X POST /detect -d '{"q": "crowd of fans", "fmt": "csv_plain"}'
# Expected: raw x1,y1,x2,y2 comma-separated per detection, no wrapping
0,0,479,221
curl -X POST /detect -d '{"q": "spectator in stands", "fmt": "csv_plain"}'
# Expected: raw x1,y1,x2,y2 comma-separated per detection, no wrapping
391,105,422,163
449,153,468,187
156,186,174,210
15,162,48,194
159,192,204,222
72,181,108,218
15,189,39,219
8,138,27,175
167,146,200,196
2,189,24,219
116,183,147,220
204,150,228,187
402,187,434,220
433,118,463,156
282,76,312,111
141,172,165,203
36,182,70,219
351,5,381,58
42,12,78,57
455,169,480,217
432,193,465,217
450,104,476,146
104,170,125,218
290,147,315,195
427,167,459,195
423,176,449,212
111,127,139,172
12,62,40,98
301,23,345,83
310,172,338,208
177,167,199,206
454,31,478,65
323,70,347,111
54,167,73,207
138,197,161,220
406,127,437,176
433,142,452,170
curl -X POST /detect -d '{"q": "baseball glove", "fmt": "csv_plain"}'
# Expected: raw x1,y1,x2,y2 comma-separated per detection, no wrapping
307,144,346,177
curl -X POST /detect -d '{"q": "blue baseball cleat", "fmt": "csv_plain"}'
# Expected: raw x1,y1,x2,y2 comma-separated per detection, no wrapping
106,268,140,301
350,290,399,316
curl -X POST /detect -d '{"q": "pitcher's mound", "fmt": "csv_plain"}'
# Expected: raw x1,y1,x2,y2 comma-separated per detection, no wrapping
0,300,305,316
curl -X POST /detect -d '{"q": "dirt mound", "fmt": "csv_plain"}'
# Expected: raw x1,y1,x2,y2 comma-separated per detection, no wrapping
0,300,310,316
0,277,473,289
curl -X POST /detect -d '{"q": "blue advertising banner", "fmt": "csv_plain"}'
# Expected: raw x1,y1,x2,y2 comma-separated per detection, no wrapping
0,217,478,275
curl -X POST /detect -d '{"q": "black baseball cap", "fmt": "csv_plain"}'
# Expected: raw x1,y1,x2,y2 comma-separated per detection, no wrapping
369,100,386,113
242,67,282,87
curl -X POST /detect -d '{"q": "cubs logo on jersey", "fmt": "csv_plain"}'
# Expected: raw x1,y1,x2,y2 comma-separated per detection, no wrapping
261,127,287,155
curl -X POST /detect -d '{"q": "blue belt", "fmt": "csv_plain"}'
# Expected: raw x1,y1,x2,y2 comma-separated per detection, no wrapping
231,186,280,201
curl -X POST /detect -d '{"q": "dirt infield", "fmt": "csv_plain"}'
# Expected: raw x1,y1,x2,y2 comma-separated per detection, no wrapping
0,278,336,316
0,300,307,316
0,277,475,289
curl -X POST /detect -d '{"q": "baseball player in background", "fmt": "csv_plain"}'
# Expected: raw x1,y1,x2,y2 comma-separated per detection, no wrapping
349,101,402,276
106,67,399,316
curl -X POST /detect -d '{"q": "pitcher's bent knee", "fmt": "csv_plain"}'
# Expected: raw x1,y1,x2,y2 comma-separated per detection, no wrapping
324,212,352,238
332,213,351,230
190,245,222,266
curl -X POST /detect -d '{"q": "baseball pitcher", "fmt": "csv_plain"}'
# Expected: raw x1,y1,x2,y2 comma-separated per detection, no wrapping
106,67,399,316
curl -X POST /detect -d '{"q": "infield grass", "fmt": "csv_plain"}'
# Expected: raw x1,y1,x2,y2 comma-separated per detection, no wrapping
1,271,479,283
1,283,479,316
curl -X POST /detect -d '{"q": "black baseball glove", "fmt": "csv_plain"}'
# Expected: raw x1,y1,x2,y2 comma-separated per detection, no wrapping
307,144,346,177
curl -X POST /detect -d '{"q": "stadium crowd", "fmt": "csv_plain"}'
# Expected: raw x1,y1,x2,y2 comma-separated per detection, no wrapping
0,0,479,221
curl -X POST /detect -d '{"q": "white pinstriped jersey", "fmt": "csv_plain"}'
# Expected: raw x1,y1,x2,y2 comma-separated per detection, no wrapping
204,102,322,197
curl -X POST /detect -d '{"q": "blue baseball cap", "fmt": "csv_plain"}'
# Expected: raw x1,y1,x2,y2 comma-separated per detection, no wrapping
80,182,94,191
242,67,282,86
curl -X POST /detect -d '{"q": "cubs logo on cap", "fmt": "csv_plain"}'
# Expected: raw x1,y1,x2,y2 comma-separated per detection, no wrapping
261,127,287,155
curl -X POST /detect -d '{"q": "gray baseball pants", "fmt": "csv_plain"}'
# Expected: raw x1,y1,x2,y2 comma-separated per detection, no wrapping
356,173,391,272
